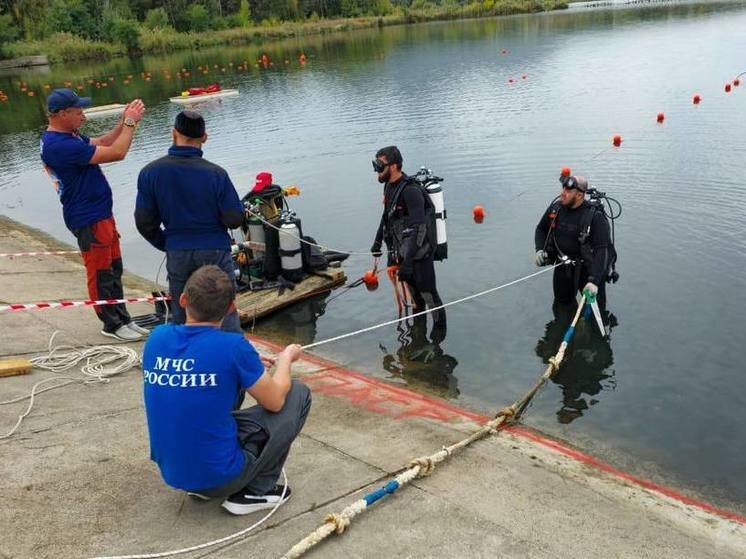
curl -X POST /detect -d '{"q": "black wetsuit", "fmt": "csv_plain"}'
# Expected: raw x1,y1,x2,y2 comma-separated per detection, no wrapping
372,174,444,324
534,200,612,311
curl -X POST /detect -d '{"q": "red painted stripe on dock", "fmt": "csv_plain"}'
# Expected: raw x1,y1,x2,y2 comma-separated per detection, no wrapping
247,334,746,526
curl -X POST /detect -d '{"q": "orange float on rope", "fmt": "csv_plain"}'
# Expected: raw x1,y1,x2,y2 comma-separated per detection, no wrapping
472,205,485,221
363,270,379,290
657,112,665,123
612,134,622,147
693,94,701,104
734,78,741,87
561,166,571,177
725,83,732,93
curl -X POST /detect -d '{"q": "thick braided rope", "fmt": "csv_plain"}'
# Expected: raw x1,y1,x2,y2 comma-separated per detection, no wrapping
282,296,587,558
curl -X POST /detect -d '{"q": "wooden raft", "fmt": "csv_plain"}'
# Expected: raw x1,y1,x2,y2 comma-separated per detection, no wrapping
237,267,346,325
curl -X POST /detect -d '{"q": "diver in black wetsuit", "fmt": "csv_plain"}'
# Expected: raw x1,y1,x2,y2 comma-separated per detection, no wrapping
534,174,613,313
370,145,445,328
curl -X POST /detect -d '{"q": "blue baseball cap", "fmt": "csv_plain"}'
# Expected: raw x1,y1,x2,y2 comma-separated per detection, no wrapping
47,88,91,113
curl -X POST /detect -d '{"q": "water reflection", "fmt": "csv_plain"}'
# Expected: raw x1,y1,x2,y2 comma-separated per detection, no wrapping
536,301,617,424
379,312,459,398
256,293,329,347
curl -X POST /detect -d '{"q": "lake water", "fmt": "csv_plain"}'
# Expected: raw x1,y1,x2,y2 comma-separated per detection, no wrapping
1,0,745,512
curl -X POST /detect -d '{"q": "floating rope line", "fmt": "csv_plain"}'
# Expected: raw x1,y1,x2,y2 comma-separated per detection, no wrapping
245,208,387,258
282,297,587,558
301,262,566,351
0,332,140,440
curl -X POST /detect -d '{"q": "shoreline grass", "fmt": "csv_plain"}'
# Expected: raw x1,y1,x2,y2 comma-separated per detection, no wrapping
3,1,567,64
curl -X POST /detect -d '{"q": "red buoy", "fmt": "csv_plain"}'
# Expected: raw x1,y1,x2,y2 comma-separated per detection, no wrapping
561,167,571,177
734,78,741,87
508,78,514,84
612,134,622,147
725,83,732,93
656,112,665,123
521,74,527,80
472,205,485,221
363,270,378,290
693,94,701,104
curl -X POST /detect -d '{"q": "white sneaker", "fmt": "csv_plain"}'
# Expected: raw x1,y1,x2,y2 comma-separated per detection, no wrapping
126,322,150,336
101,325,142,341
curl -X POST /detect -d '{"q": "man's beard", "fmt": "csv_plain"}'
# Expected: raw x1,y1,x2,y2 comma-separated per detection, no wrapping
377,171,389,184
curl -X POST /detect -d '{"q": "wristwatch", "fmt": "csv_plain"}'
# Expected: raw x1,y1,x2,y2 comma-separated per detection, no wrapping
123,116,136,128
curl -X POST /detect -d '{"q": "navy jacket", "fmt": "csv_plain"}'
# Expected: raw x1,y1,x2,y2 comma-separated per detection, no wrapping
135,145,244,251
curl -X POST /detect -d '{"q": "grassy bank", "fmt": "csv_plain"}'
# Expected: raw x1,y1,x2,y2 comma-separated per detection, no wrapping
4,0,567,63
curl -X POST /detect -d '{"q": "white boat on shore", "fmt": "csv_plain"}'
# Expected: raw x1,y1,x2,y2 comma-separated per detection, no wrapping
83,103,126,118
169,89,239,105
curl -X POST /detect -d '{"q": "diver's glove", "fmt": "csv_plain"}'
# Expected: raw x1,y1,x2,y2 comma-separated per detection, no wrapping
582,282,598,302
398,263,414,284
535,250,548,267
370,241,383,258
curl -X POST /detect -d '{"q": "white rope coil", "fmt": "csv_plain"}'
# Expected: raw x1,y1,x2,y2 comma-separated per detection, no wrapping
0,332,140,440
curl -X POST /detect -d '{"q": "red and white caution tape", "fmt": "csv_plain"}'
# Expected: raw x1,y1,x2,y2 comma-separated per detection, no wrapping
0,250,80,258
0,295,170,313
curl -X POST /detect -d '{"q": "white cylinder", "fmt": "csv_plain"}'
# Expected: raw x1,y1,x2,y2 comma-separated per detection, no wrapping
247,220,265,259
426,182,448,258
280,221,303,280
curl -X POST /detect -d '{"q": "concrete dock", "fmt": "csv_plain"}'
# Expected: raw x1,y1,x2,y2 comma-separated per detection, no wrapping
1,215,745,559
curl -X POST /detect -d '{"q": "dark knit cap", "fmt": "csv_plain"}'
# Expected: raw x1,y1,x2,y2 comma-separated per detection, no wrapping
174,110,206,139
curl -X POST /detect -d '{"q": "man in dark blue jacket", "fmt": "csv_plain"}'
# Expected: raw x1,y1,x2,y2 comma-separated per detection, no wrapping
135,111,245,332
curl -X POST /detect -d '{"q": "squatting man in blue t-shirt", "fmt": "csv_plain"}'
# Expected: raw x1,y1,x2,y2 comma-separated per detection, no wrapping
135,110,246,333
142,265,312,515
40,88,148,342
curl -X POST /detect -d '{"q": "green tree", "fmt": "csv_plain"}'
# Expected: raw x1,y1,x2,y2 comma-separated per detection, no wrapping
45,0,96,39
340,0,359,17
237,0,251,26
144,7,170,29
108,17,140,51
185,4,210,31
0,10,19,56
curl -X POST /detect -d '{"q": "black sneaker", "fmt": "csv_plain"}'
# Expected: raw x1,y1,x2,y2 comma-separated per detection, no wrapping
221,484,291,515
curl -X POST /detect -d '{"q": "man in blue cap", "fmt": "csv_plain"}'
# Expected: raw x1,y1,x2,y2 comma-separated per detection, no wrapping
41,88,147,341
135,110,245,332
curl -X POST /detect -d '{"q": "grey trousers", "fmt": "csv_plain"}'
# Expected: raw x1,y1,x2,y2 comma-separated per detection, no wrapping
201,380,312,498
166,249,242,333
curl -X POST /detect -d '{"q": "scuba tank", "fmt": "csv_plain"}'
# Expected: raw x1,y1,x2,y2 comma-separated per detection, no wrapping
279,211,304,283
246,203,266,261
412,166,448,261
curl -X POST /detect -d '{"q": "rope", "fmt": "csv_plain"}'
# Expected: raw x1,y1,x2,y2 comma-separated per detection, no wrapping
300,262,567,351
0,332,140,440
281,297,586,559
89,470,288,559
245,208,384,257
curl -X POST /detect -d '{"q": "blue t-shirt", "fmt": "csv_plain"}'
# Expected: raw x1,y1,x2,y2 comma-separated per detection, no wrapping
40,131,113,230
142,325,264,491
136,145,243,250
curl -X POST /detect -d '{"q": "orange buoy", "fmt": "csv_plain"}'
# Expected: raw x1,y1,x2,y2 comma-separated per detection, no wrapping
363,270,379,290
508,78,514,84
521,74,527,79
734,78,741,87
725,83,732,93
656,112,665,123
472,205,485,221
693,94,701,104
612,134,622,147
561,166,571,177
